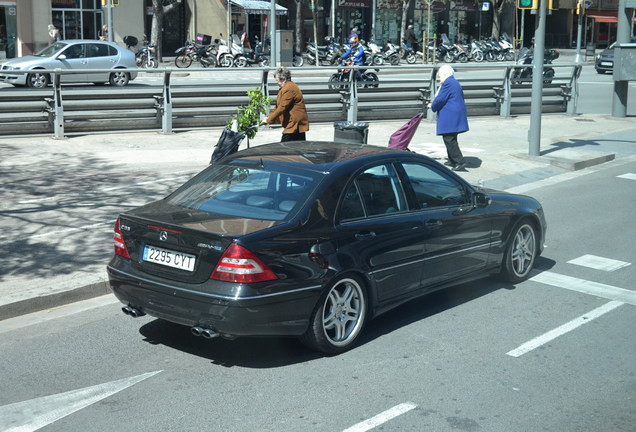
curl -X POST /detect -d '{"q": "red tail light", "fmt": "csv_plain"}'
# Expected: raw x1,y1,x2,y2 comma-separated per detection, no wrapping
113,218,130,259
210,243,277,283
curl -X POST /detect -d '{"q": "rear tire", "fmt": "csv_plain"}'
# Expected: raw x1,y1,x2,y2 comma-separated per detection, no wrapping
364,72,379,88
234,56,248,67
175,54,192,68
109,71,130,86
499,221,537,283
406,54,416,64
300,275,367,354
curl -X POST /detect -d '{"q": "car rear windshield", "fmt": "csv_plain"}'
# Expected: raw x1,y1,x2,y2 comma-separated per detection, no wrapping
167,163,320,221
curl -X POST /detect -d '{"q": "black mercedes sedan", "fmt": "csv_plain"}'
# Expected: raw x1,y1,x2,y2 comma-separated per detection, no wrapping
108,141,546,354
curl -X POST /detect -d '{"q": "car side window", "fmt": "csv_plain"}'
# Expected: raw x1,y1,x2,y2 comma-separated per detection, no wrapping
401,162,468,208
87,43,110,57
340,164,406,221
63,44,85,59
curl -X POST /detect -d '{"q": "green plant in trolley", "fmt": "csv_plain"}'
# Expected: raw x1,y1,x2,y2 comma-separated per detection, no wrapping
227,88,270,139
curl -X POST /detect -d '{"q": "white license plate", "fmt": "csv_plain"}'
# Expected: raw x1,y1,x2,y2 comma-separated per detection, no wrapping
600,61,612,66
143,245,196,271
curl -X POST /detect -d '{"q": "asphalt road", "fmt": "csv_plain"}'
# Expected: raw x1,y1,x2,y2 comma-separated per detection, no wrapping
1,158,634,432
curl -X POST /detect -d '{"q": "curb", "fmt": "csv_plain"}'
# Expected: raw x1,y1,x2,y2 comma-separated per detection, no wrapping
0,280,111,321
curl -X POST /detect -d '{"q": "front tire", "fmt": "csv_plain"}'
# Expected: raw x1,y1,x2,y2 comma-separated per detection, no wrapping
219,53,233,68
328,74,346,91
26,72,49,89
406,54,417,64
292,55,304,67
301,275,367,354
175,54,192,68
499,222,537,283
109,70,130,86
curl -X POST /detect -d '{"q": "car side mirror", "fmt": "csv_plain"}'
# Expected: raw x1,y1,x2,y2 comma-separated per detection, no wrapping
57,54,67,60
473,192,491,208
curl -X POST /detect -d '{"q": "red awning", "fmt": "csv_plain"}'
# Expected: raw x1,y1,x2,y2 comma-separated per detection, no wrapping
586,10,618,23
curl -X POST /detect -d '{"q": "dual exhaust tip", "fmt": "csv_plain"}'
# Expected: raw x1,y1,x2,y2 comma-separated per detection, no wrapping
122,306,145,318
191,326,219,339
122,307,222,340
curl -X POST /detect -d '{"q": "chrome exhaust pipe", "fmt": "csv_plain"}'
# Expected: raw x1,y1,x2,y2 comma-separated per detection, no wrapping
122,306,145,318
191,326,203,337
201,329,219,339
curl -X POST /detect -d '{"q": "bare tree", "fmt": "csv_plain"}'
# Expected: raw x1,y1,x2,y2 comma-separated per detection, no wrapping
400,0,411,53
293,0,304,54
150,0,182,62
490,0,511,38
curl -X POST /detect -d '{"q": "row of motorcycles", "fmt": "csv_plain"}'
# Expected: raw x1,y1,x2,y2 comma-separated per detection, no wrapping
304,36,399,67
174,34,304,68
304,32,518,67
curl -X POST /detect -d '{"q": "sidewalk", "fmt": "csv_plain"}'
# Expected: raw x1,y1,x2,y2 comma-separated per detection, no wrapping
1,112,635,321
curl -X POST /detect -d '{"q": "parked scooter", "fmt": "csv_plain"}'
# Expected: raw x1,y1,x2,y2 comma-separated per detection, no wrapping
304,36,342,66
124,35,158,68
363,40,384,66
511,47,559,83
383,41,401,65
232,35,270,67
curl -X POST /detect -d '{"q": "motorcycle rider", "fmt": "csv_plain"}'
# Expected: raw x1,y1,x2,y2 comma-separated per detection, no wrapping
340,36,366,81
404,24,418,54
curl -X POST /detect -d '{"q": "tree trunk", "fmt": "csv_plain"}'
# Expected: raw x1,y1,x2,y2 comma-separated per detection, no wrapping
400,0,410,54
151,0,181,62
294,0,303,54
311,0,319,65
491,0,505,39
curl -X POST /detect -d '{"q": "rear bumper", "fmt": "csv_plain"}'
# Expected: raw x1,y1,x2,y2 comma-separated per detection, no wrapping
107,265,322,337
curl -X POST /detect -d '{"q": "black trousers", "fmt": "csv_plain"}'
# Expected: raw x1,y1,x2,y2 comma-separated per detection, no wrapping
281,132,306,142
442,133,464,165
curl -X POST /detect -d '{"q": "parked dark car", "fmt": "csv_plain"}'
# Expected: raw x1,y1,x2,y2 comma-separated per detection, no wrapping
595,39,636,74
108,142,546,354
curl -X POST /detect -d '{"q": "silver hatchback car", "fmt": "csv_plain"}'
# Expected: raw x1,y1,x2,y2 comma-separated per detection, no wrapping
0,40,138,88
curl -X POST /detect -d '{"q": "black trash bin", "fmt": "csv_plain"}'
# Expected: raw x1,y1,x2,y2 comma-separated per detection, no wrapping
333,121,369,144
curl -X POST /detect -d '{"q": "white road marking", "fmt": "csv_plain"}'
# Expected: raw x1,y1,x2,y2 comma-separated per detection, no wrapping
506,301,624,357
342,402,417,432
505,154,636,195
0,295,119,335
568,254,631,271
0,371,161,432
617,173,636,180
530,271,636,305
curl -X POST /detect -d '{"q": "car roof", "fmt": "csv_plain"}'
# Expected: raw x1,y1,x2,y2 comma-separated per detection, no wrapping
222,141,429,173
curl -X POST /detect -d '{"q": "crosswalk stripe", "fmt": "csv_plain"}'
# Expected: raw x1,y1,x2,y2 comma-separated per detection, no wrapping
530,271,636,306
567,254,631,271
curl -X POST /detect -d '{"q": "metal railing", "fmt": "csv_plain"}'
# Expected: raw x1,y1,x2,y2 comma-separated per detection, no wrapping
0,64,582,138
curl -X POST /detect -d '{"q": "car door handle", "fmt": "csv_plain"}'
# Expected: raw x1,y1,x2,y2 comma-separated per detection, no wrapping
425,220,443,228
355,231,376,240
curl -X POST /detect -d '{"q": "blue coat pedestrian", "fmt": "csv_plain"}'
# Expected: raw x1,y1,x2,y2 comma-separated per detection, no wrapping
429,65,469,171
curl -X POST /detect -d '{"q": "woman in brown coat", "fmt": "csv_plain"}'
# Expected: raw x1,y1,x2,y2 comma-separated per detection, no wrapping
262,67,309,142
